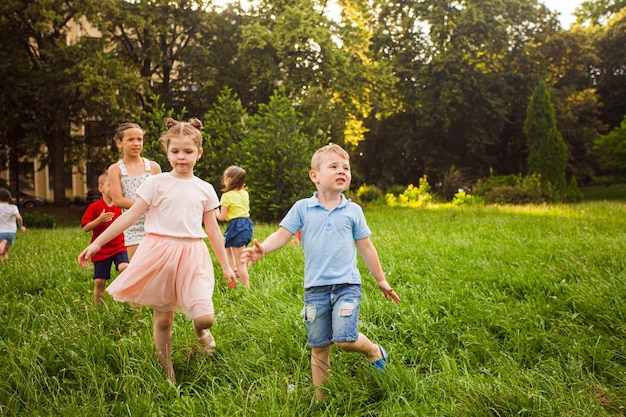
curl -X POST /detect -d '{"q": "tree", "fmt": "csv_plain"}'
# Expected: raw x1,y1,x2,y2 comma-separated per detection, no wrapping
0,0,139,205
593,9,626,130
239,88,326,222
524,82,568,193
593,115,626,177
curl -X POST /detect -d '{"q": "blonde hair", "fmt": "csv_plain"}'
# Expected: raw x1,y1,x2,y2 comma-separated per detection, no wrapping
221,166,247,192
311,143,350,170
159,118,203,151
97,171,109,186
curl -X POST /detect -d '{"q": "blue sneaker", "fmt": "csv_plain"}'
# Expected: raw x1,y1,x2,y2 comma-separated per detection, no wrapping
371,344,388,371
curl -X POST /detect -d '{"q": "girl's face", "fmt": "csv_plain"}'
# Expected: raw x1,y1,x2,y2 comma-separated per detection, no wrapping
310,152,351,193
167,135,202,178
117,128,144,158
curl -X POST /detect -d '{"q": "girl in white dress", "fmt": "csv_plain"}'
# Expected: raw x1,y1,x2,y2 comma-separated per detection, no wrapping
107,122,161,259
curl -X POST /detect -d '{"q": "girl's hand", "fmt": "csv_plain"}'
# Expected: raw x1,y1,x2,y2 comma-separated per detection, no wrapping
377,280,400,304
77,244,101,268
223,268,237,289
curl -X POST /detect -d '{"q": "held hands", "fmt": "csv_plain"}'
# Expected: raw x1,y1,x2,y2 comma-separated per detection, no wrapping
240,239,264,267
77,243,101,268
377,280,400,304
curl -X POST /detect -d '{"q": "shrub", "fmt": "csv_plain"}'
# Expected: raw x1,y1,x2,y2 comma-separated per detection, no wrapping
385,175,433,208
451,190,483,206
473,173,522,197
483,174,555,204
23,213,56,229
355,184,384,203
564,176,584,203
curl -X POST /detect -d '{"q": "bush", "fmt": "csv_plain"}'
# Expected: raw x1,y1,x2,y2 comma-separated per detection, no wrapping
385,175,434,208
22,212,56,229
356,184,384,203
483,174,555,204
451,190,483,206
473,173,522,197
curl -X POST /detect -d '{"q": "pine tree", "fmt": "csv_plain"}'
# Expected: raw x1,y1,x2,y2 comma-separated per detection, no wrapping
523,81,568,194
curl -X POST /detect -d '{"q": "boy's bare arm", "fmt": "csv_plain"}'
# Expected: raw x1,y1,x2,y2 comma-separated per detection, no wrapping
241,227,293,265
355,237,400,304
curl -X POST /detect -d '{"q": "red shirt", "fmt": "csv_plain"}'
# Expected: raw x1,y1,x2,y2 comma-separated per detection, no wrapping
81,198,126,263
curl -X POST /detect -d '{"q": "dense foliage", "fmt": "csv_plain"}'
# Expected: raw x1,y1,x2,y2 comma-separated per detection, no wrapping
1,0,625,207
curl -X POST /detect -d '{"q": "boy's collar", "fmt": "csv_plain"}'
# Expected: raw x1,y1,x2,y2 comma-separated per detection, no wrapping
309,192,348,208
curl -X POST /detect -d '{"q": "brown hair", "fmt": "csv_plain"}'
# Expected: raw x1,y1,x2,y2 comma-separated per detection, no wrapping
0,188,11,202
311,143,350,171
159,118,203,151
221,166,247,192
114,122,143,142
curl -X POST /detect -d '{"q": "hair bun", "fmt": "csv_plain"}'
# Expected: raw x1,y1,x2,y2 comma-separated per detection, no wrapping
164,118,178,129
188,118,203,130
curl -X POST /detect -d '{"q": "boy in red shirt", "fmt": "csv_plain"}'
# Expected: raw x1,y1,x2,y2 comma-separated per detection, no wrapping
81,172,129,305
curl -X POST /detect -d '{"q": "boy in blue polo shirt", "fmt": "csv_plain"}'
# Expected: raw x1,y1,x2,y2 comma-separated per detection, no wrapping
241,143,400,401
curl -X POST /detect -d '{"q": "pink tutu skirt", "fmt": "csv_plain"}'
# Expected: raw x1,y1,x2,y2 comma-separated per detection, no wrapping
107,234,215,319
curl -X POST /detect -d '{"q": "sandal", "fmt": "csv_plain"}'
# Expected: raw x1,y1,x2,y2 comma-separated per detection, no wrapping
197,329,217,355
371,344,388,371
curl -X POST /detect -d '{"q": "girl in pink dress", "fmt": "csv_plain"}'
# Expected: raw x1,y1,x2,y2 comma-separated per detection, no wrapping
78,118,237,383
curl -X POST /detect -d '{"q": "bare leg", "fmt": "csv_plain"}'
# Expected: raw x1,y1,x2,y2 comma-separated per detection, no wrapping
126,245,138,260
335,333,383,362
153,310,175,382
231,246,249,288
0,239,8,260
226,247,237,272
311,344,332,400
93,278,106,306
193,314,216,354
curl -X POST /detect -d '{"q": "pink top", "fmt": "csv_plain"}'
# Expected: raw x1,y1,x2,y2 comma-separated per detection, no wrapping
136,173,219,238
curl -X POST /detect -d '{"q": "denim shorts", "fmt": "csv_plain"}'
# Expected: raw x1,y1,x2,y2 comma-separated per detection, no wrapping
303,284,362,348
224,217,253,248
93,251,129,280
0,233,16,245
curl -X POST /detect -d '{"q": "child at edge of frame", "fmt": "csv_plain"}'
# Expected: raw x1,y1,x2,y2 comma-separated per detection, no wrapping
0,188,27,260
241,143,401,402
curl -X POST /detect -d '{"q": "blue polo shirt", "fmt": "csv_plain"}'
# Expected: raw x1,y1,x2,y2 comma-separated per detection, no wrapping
280,193,371,288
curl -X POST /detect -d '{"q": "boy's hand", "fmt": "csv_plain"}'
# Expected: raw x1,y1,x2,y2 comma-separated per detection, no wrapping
240,239,264,267
98,209,114,223
377,280,400,304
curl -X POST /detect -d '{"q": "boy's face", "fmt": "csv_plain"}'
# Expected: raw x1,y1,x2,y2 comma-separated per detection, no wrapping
98,177,111,198
310,152,351,192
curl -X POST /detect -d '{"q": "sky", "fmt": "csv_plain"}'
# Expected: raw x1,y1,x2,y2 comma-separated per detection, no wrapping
214,0,581,29
542,0,580,28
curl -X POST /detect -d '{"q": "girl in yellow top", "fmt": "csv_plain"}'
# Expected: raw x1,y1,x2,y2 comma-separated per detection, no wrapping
216,166,254,287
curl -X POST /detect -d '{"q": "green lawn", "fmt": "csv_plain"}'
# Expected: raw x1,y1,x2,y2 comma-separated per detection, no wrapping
1,202,625,416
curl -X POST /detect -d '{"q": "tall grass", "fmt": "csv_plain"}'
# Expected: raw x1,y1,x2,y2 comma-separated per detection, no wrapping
1,202,625,416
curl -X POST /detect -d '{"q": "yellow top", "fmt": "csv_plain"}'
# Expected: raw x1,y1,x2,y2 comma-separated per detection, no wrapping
219,189,250,221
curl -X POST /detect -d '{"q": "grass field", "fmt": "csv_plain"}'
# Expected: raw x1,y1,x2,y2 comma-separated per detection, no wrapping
1,201,625,416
